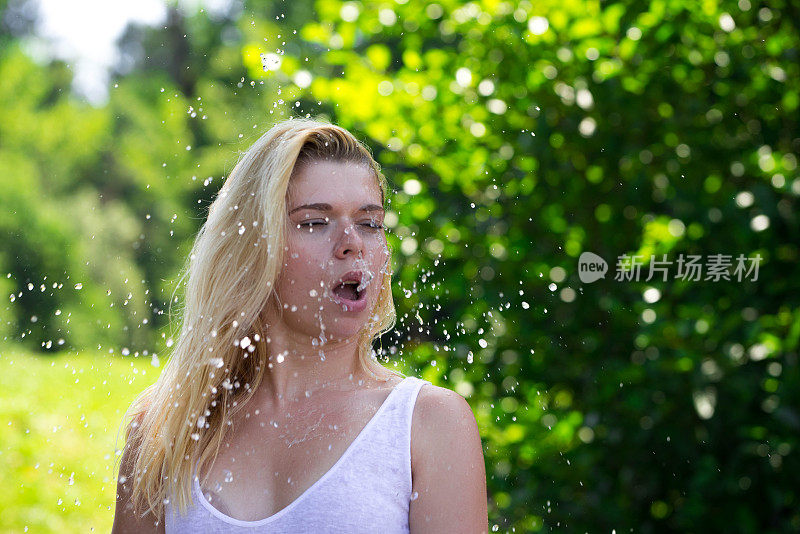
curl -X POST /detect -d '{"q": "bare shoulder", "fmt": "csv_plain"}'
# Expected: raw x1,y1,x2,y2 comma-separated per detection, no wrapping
411,384,483,468
417,381,473,408
412,384,477,433
409,383,488,534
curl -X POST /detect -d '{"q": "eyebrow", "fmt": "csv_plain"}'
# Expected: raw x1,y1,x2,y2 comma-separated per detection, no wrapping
288,203,385,215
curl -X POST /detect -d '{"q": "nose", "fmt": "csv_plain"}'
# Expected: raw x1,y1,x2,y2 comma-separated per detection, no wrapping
334,220,365,259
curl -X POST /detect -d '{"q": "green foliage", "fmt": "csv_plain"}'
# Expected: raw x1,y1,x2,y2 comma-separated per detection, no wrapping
0,0,798,531
234,3,799,529
0,349,159,533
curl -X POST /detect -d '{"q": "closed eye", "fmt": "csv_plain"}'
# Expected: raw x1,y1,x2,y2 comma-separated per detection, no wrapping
298,221,326,228
296,221,385,231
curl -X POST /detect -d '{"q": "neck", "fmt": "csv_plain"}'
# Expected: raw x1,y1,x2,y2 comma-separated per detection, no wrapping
253,322,375,410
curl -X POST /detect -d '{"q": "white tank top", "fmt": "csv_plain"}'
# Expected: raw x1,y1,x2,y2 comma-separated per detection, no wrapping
165,376,430,533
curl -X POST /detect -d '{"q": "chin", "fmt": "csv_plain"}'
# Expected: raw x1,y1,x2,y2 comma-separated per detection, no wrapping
320,321,365,342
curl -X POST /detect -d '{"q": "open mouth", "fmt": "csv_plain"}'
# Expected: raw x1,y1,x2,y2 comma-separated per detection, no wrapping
332,280,365,304
330,271,370,313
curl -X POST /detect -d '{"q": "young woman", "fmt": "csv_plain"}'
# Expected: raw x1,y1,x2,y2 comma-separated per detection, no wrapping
111,118,488,533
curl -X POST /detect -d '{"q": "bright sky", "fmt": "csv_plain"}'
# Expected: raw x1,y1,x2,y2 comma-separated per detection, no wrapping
32,0,232,104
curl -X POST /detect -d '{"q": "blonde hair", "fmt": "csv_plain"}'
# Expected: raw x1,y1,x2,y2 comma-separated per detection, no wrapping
119,118,401,520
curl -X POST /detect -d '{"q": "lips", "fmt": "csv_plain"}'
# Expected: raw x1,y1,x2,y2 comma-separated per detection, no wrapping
330,270,369,312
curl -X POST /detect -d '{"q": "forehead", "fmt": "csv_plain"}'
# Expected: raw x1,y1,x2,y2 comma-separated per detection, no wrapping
287,160,382,206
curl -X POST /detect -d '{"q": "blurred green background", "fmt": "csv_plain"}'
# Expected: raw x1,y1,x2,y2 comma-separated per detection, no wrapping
0,0,798,531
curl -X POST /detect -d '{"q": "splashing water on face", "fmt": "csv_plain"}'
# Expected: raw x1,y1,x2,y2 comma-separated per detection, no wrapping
353,256,375,293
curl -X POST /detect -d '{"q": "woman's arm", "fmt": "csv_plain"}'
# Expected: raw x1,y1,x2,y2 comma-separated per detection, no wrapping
111,439,165,534
409,385,488,534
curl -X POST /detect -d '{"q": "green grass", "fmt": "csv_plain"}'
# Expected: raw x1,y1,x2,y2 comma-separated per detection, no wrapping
0,347,160,533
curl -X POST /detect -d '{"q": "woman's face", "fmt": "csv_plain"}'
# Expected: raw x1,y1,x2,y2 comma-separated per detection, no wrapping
269,159,389,343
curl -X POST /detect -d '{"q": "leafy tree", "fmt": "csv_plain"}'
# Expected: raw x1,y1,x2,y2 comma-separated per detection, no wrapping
0,0,797,531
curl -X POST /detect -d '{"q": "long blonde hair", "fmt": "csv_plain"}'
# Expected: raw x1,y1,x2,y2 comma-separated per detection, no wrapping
119,118,400,519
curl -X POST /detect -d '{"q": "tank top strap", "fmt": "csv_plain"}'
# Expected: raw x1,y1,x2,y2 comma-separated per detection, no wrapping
375,375,430,428
349,375,430,495
396,375,430,431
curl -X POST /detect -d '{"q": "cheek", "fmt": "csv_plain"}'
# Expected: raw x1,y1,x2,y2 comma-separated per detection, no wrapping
366,247,391,293
280,249,330,296
278,248,307,287
374,241,390,268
